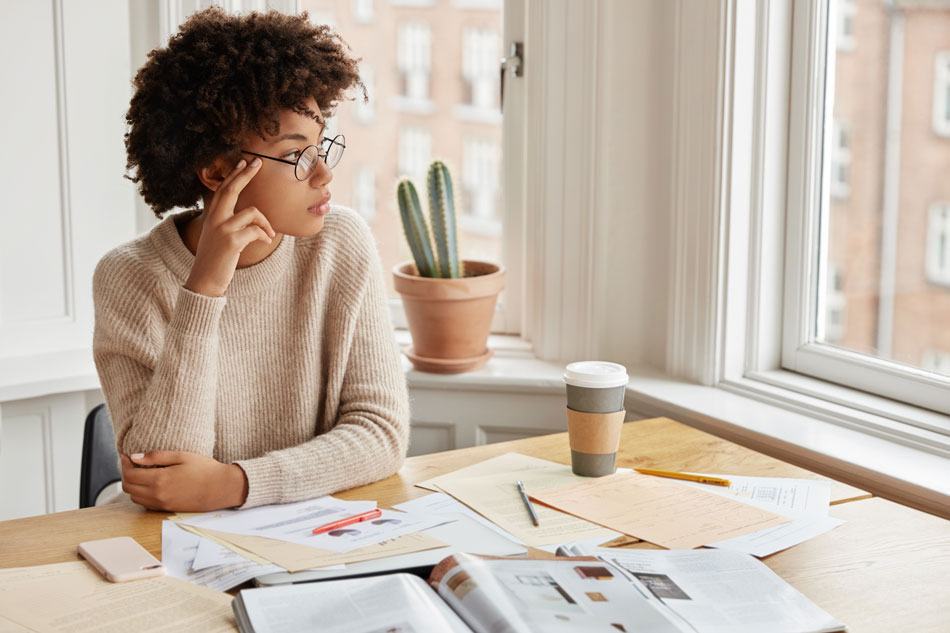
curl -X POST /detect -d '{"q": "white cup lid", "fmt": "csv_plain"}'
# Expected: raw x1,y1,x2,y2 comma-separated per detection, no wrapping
563,361,628,388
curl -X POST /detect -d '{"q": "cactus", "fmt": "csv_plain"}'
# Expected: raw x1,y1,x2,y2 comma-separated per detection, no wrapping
396,161,462,279
427,161,461,278
397,180,436,278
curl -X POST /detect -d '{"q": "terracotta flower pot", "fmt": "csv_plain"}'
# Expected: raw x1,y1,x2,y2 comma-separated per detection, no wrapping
393,260,506,374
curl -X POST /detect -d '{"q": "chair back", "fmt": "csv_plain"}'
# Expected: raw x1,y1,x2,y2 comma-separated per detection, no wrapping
79,404,121,508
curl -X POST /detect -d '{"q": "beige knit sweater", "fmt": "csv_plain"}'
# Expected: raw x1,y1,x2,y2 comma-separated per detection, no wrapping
92,206,410,508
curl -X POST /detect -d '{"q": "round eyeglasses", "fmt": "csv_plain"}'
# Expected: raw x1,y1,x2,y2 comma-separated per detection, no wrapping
241,134,346,181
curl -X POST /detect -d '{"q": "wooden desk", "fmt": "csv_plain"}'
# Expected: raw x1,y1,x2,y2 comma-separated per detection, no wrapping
2,417,943,632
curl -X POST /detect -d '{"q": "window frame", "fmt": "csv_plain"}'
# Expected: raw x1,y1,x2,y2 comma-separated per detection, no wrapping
668,0,948,457
780,0,950,416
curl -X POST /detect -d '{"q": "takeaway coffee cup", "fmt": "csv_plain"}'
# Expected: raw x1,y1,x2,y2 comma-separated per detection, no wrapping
563,361,628,477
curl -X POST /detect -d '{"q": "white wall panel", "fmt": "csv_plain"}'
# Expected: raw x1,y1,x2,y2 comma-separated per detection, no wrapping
0,1,67,326
407,422,455,457
0,407,48,520
0,0,136,360
0,392,86,520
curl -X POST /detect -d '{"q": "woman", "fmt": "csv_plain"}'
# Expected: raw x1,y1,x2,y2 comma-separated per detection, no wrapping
93,7,409,512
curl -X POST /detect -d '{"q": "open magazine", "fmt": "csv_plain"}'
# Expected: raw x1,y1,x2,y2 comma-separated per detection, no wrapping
232,552,845,633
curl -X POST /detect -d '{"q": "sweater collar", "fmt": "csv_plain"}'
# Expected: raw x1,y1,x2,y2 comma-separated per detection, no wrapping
150,209,295,297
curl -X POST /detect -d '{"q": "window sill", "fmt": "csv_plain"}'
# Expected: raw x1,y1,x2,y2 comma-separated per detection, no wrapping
621,365,949,519
0,349,100,403
396,331,566,393
453,104,502,124
392,96,435,115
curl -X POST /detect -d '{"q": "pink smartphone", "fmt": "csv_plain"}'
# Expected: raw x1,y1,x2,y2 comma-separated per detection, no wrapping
77,536,166,582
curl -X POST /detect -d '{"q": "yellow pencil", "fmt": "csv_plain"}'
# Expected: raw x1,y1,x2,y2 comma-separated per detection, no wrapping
634,468,731,487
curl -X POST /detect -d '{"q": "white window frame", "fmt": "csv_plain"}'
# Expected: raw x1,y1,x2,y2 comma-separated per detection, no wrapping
668,0,948,458
933,51,950,137
781,0,949,416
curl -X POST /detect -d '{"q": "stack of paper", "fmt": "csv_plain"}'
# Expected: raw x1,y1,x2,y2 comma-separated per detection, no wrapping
667,474,846,556
162,495,453,588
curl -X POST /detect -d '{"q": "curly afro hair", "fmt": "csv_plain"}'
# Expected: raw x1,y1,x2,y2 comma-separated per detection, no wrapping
125,7,365,217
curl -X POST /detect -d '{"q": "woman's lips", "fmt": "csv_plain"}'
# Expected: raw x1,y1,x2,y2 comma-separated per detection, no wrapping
308,193,331,216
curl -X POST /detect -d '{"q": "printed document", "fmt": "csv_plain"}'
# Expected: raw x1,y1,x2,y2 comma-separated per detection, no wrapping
562,545,844,633
178,496,447,554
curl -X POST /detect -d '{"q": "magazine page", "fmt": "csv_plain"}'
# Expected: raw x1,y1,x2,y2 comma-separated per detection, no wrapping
566,546,844,633
234,573,471,633
429,554,685,633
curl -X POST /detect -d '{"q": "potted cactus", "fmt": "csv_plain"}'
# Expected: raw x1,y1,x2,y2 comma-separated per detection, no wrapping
394,161,506,373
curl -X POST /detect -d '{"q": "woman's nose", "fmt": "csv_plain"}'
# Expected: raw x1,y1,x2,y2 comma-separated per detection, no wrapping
311,159,333,187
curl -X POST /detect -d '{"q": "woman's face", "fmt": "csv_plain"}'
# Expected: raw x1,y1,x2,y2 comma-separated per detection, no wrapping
231,96,334,238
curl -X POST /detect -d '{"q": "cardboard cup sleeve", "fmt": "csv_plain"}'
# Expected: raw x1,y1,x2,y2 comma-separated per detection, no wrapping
566,408,625,454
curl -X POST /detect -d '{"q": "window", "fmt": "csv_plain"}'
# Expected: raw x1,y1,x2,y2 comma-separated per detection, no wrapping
922,349,950,376
829,119,850,199
355,65,374,124
836,0,856,52
461,137,501,236
353,166,376,223
926,202,950,286
397,21,431,104
821,263,846,342
352,0,373,24
398,127,432,194
781,0,950,414
934,51,950,137
461,27,500,111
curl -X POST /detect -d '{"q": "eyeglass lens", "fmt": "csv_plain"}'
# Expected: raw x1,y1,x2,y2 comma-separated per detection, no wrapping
294,134,346,180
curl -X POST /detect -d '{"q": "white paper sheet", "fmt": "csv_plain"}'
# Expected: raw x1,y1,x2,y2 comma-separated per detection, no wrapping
179,497,448,554
672,475,832,517
668,475,845,556
394,492,528,545
162,520,285,591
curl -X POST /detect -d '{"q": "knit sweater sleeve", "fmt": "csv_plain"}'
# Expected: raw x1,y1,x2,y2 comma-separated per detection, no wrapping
92,250,226,456
235,224,411,508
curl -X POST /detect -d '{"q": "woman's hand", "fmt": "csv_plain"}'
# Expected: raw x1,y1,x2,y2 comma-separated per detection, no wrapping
185,157,276,297
121,450,249,512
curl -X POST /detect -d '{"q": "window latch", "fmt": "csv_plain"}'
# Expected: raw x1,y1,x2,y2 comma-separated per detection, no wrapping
500,42,524,111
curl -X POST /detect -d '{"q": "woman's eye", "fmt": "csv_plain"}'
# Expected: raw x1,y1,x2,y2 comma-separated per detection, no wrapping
284,150,301,160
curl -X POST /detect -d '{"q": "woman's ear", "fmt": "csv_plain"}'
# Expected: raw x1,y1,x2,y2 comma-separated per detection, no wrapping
196,156,238,192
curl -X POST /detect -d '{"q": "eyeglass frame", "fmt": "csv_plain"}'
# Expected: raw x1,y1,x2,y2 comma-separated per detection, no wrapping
240,134,346,181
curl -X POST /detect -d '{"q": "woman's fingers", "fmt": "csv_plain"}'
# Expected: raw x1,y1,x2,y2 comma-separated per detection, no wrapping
207,157,263,222
222,206,276,238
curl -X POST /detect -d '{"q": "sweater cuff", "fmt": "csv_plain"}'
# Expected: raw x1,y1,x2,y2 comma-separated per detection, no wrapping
234,454,284,509
169,286,227,338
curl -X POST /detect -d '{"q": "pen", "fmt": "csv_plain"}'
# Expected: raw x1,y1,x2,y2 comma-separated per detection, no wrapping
517,480,540,526
312,508,382,534
634,468,732,487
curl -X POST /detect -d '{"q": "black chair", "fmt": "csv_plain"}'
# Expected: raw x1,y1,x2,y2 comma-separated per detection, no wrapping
79,404,121,508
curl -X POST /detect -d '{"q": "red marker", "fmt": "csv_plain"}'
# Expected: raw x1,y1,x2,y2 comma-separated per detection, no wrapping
312,509,382,534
